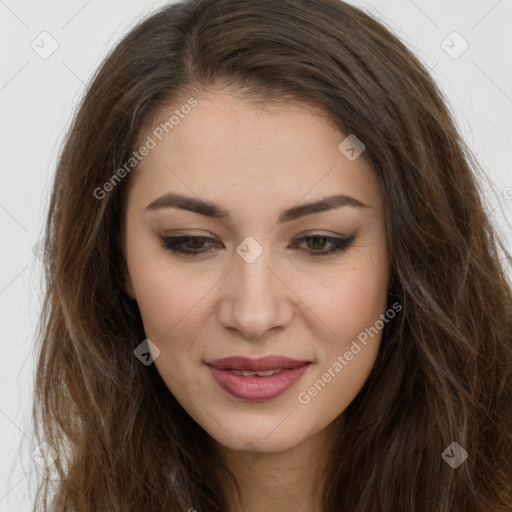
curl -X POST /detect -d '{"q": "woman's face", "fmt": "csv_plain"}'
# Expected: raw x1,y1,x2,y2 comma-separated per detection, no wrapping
123,89,390,453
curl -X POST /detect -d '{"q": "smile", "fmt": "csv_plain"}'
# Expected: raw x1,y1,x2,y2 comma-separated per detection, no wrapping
206,355,311,401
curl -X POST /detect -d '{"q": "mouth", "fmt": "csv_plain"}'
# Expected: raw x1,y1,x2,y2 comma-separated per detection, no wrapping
206,355,312,401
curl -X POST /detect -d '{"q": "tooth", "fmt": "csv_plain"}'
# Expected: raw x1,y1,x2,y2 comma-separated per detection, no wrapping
229,368,285,377
255,369,279,376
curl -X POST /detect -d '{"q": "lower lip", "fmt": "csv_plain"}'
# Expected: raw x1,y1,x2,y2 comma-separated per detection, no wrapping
207,364,310,401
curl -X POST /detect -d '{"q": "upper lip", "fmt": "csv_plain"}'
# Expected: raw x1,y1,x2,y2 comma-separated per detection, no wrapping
206,356,310,372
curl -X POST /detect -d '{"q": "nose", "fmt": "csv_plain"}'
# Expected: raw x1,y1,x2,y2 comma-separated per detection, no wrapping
217,242,294,340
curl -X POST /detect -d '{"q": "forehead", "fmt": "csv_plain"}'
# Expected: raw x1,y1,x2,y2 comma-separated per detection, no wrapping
127,90,381,217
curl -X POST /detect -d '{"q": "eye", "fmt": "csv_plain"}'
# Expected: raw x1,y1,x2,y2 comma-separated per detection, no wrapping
159,235,219,257
290,233,355,257
158,233,355,258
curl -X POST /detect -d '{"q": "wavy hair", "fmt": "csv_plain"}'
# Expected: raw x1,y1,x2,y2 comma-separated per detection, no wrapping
31,0,512,510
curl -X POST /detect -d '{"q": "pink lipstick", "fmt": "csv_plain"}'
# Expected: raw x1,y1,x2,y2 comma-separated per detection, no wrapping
206,355,311,401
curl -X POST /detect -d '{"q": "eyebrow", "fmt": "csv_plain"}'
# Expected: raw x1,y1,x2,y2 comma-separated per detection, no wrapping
145,192,371,223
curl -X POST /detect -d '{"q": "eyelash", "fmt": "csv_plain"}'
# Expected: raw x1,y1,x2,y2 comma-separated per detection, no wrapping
158,233,355,258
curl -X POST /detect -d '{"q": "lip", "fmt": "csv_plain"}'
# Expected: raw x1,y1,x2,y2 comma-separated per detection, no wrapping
206,356,311,401
206,355,309,371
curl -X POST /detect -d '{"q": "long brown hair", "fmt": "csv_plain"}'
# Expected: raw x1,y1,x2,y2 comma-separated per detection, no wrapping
31,0,512,510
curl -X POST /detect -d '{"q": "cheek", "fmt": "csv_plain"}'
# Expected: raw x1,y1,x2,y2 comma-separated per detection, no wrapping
297,336,381,429
306,257,389,346
126,240,197,342
128,255,218,377
297,270,388,416
133,271,179,337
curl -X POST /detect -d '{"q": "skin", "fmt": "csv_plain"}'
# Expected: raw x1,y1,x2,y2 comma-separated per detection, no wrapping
122,89,390,511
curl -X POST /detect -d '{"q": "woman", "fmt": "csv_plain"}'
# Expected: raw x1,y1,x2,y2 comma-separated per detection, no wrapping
32,0,512,510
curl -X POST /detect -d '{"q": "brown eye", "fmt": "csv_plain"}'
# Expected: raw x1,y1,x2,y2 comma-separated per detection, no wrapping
159,236,219,257
292,234,355,257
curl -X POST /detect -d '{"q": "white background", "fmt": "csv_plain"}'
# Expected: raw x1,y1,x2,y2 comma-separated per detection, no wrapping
1,0,511,509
